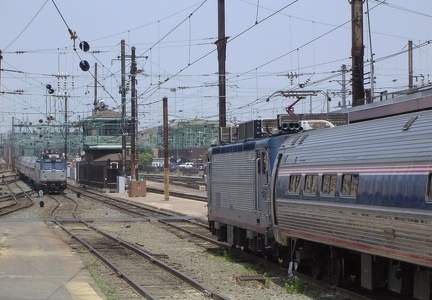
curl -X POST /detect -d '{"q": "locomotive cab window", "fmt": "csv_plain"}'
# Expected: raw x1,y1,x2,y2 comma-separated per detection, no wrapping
321,174,337,195
341,174,359,197
288,175,301,193
304,174,318,194
427,173,432,201
258,151,268,175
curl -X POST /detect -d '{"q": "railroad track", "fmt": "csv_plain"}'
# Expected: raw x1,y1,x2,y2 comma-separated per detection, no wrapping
67,184,180,218
56,219,228,299
0,180,35,216
6,178,378,299
66,185,221,247
66,183,374,299
46,193,79,219
43,187,230,299
146,186,207,202
143,174,206,188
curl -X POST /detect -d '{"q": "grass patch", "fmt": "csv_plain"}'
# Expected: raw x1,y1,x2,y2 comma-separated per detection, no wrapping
83,259,125,300
211,250,259,274
211,250,276,288
284,276,305,294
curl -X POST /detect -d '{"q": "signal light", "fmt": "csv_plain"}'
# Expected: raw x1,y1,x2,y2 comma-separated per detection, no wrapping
46,84,54,94
78,40,91,71
79,41,90,52
79,60,90,71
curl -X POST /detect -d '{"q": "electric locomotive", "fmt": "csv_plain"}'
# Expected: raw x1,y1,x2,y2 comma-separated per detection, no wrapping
16,152,67,193
207,119,332,258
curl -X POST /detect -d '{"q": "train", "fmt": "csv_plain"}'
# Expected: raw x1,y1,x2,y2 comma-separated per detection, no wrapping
207,110,432,300
15,152,67,193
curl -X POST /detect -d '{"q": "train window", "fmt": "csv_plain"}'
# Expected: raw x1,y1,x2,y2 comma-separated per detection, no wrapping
288,175,301,193
341,174,359,196
304,175,318,194
321,174,337,195
261,151,268,174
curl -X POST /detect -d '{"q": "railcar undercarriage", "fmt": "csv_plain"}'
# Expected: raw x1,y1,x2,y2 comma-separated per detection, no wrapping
292,238,431,300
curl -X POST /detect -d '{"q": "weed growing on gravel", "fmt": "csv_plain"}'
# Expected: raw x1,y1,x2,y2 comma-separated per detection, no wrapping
211,251,260,275
84,260,124,300
284,276,305,294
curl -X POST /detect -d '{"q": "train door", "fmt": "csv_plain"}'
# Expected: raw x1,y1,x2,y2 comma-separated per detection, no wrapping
255,149,269,213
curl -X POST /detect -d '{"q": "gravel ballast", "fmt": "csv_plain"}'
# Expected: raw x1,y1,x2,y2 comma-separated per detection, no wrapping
3,190,345,300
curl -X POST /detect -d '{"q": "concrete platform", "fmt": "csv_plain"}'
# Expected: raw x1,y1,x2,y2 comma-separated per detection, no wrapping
0,181,207,300
0,219,106,300
111,181,208,223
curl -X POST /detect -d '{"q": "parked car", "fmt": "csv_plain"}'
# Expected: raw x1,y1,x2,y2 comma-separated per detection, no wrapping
179,162,195,168
169,163,180,171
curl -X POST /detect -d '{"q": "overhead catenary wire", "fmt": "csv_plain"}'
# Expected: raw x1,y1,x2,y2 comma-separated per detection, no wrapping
2,0,432,130
3,0,50,52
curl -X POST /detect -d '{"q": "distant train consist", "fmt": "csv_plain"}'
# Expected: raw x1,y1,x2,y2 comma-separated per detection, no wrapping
207,110,432,300
16,152,67,193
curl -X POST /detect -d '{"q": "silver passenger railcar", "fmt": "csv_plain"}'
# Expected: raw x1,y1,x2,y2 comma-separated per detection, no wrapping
272,110,432,299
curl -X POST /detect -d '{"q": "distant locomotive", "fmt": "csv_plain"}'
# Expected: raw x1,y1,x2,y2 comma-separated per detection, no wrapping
207,110,432,300
16,152,67,193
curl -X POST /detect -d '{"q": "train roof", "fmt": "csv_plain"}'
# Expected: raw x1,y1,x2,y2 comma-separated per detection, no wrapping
209,133,297,155
278,109,432,167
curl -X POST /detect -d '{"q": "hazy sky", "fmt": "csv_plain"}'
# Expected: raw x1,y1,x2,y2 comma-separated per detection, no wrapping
1,0,431,132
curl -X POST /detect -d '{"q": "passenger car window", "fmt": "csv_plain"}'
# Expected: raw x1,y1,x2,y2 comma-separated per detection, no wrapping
288,175,301,193
341,174,359,196
304,175,318,194
322,174,337,195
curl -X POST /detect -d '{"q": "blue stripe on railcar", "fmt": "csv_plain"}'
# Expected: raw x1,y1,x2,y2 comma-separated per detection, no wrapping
275,173,431,210
358,174,428,209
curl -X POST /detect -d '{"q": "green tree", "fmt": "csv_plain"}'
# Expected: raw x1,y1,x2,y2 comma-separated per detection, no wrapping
138,146,154,166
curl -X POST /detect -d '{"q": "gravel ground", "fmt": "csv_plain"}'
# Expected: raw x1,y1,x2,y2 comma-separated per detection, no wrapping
3,189,345,300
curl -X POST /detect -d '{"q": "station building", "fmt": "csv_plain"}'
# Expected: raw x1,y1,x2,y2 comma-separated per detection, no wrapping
76,109,132,191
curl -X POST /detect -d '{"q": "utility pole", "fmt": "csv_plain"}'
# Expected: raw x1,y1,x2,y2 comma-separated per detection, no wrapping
11,117,14,171
130,46,137,180
341,64,348,108
0,50,2,96
408,40,413,89
0,50,2,142
64,93,68,189
163,96,169,201
94,63,98,111
351,0,365,107
121,40,127,176
216,0,227,131
114,43,147,179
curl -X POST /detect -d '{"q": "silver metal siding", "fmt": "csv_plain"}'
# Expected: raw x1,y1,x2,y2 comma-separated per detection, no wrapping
281,112,432,167
273,110,432,268
210,150,256,211
275,200,432,268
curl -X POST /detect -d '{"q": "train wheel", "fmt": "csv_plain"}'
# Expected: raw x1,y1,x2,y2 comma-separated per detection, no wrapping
330,250,344,286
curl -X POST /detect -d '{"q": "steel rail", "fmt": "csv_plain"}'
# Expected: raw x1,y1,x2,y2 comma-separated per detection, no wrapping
55,218,229,300
54,220,157,300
